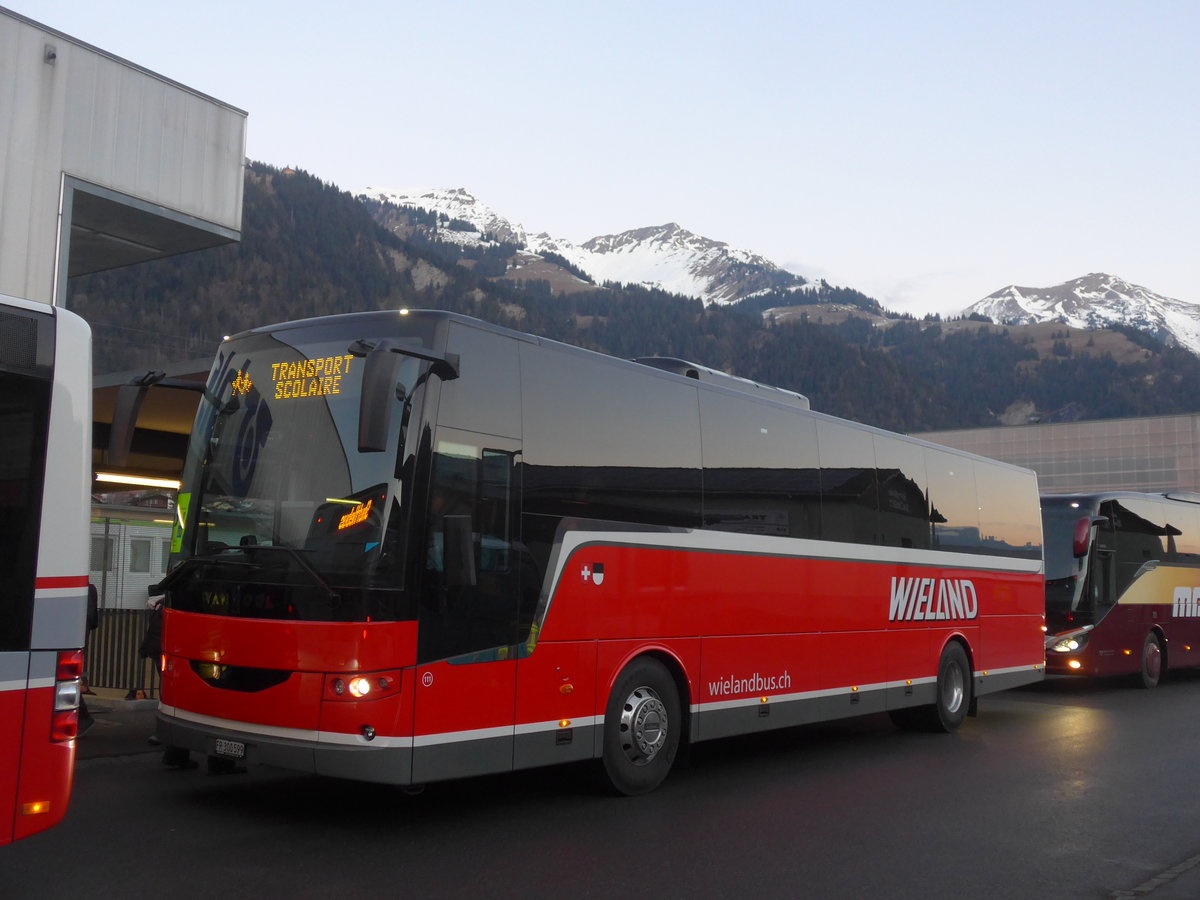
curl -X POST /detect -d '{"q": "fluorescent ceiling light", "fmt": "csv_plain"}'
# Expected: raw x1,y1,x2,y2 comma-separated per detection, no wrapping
94,472,182,490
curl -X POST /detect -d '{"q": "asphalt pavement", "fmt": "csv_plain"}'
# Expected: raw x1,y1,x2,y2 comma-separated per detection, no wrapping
67,686,1200,899
77,691,161,761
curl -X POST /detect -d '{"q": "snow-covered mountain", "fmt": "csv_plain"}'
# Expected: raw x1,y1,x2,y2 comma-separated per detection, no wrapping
355,186,816,306
963,273,1200,354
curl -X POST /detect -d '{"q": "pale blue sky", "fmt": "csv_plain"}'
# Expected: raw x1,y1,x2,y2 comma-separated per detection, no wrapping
12,1,1198,314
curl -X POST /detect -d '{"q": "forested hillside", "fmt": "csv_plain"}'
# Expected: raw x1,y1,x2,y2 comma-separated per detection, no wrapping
68,163,1200,433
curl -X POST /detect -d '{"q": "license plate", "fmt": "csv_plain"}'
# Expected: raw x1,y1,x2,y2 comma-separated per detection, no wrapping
214,738,245,759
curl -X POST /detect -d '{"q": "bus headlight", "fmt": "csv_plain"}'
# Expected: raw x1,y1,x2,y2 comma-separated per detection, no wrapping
1048,629,1091,653
323,670,404,702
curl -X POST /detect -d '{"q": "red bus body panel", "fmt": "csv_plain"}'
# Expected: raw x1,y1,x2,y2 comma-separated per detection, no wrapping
162,612,417,734
161,538,1044,779
11,685,75,843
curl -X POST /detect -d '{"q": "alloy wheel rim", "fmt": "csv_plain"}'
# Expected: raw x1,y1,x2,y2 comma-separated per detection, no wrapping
618,685,668,766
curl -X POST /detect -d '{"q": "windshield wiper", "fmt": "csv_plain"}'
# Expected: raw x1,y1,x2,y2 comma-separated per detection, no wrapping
237,544,339,603
161,544,339,605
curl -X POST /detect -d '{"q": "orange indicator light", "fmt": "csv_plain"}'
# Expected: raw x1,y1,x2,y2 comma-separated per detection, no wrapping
1123,649,1133,656
21,801,50,816
759,696,768,703
559,683,574,695
850,686,858,692
559,719,571,728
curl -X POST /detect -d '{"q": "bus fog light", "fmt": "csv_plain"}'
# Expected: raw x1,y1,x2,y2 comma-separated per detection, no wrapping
1068,660,1082,670
348,677,371,698
361,725,375,741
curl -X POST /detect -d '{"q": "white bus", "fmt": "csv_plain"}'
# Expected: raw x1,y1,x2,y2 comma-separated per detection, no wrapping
0,295,91,845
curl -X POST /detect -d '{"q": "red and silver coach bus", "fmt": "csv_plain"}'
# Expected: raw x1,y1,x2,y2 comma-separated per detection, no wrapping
1044,491,1200,687
0,295,91,844
150,310,1044,794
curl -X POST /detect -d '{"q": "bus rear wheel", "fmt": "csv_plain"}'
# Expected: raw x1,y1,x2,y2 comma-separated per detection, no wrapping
1138,632,1163,689
599,658,681,796
890,642,971,733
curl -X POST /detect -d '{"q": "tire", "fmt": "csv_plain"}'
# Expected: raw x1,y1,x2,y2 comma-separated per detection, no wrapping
599,658,681,796
890,642,971,733
1138,631,1163,689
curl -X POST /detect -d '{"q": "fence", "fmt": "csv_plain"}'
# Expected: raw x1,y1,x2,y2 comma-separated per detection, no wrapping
85,608,160,699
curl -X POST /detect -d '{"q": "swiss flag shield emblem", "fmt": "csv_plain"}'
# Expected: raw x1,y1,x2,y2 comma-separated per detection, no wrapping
582,562,606,586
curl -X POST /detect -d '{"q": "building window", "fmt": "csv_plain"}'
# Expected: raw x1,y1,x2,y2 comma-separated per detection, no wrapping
90,536,114,572
129,539,152,573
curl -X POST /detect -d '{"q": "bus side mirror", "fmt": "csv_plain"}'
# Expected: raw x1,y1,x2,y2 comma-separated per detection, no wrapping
357,345,404,453
108,371,210,467
442,515,477,588
107,380,154,468
1073,516,1107,558
351,338,459,453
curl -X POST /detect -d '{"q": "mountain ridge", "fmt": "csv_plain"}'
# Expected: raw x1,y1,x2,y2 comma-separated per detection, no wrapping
357,185,820,307
964,273,1200,354
358,187,1199,354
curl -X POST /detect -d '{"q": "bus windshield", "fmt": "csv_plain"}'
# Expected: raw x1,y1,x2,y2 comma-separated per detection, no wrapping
1041,499,1098,582
1041,497,1102,629
168,321,428,623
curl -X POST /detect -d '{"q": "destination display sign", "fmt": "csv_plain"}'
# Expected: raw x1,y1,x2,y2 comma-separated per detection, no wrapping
268,354,356,400
337,498,373,531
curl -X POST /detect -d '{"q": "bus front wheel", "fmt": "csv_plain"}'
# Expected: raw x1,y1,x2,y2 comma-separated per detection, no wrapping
1138,632,1163,689
599,658,681,796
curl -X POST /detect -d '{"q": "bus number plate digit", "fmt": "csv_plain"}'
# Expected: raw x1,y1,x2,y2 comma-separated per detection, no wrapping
214,738,245,759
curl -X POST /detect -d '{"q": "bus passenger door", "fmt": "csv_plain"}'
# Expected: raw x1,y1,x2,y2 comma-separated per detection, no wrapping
412,430,522,783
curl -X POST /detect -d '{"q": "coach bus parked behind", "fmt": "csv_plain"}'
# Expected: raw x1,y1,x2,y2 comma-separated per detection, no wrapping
140,309,1045,795
0,296,91,845
1044,491,1200,687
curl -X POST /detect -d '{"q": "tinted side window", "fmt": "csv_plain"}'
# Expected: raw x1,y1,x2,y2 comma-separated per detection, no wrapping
438,323,521,439
874,434,931,550
975,464,1041,559
0,372,50,651
700,392,820,538
924,448,981,552
521,345,701,527
816,419,878,545
1163,501,1200,561
418,433,531,662
1109,498,1168,595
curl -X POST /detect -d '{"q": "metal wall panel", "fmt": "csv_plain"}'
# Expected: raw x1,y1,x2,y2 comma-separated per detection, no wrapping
0,9,246,305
